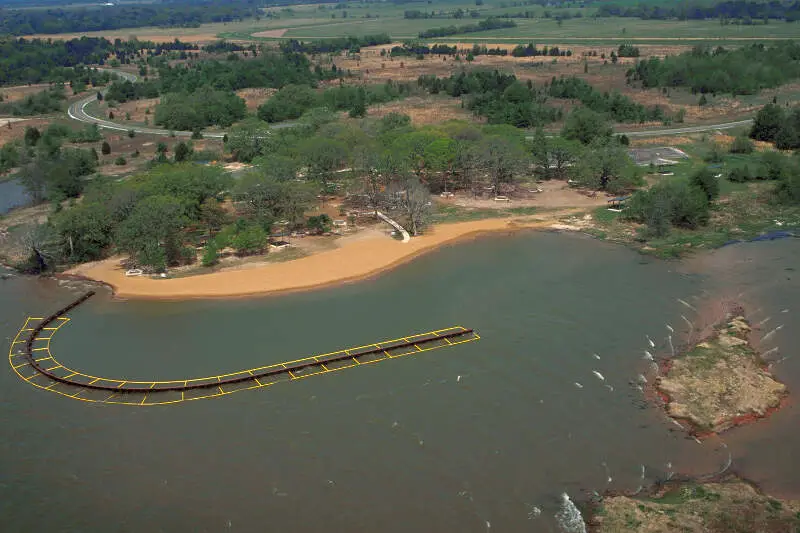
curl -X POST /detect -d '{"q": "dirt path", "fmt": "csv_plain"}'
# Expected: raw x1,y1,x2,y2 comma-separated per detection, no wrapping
68,210,583,300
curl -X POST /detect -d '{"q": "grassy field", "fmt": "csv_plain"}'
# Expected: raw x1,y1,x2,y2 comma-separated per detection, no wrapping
26,0,800,45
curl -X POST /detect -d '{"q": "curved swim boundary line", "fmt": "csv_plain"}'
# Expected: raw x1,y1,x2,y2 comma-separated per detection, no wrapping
8,293,479,406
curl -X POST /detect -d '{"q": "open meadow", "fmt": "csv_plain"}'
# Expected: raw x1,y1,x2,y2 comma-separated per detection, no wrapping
23,0,800,45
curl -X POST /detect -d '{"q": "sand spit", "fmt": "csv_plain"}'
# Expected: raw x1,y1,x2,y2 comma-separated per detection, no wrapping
68,213,580,300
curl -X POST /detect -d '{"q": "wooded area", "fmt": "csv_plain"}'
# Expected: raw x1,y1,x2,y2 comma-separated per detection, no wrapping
0,0,260,35
627,42,800,95
597,0,800,22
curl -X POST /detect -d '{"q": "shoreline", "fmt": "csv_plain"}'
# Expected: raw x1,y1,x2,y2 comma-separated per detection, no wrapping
65,213,579,301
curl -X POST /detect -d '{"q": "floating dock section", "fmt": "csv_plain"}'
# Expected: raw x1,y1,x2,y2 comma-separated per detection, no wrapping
8,292,479,406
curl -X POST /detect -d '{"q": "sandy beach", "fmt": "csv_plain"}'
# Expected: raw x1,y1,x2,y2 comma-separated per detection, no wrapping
68,213,580,300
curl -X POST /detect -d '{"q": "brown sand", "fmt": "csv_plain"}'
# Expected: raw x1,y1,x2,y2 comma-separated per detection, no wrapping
68,213,577,300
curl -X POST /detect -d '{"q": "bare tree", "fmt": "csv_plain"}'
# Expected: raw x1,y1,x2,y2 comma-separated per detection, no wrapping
390,176,431,236
17,224,60,272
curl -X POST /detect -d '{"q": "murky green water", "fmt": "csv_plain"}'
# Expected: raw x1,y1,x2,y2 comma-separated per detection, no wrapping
1,232,796,532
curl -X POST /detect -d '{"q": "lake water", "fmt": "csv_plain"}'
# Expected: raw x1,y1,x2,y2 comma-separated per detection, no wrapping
0,232,797,532
0,178,31,215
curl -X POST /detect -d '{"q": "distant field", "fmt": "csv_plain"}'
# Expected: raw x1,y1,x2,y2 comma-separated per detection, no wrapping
26,0,800,45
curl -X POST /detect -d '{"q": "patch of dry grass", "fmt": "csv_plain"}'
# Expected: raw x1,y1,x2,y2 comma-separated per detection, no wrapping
658,316,786,433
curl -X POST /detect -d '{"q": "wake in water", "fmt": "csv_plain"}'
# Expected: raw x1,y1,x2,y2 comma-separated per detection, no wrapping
761,325,784,343
555,493,587,533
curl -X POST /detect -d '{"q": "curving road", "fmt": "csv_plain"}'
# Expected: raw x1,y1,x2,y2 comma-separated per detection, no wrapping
68,69,754,139
68,69,225,139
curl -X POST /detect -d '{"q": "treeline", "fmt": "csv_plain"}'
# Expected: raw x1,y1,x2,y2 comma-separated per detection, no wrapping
257,81,412,122
404,8,480,19
155,89,247,130
20,110,644,272
0,0,260,35
750,103,800,150
386,42,510,57
548,76,665,124
0,36,201,86
418,18,517,38
280,34,392,55
418,70,667,127
419,70,561,128
597,0,800,22
2,124,98,206
511,43,572,57
0,37,115,85
626,42,800,95
106,51,334,106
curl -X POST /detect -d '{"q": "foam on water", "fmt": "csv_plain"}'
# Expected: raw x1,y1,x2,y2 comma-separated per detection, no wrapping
555,493,587,533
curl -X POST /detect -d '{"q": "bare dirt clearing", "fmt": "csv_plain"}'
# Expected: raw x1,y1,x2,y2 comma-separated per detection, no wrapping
450,180,611,210
366,95,476,126
236,88,277,112
251,29,288,38
0,118,49,146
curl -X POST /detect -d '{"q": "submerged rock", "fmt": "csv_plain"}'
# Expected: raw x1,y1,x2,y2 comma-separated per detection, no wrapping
657,315,786,434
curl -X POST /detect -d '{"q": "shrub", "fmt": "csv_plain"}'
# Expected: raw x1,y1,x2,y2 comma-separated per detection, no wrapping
201,240,219,267
114,156,127,166
101,141,111,155
231,224,267,255
307,213,332,234
626,179,710,236
690,167,720,201
727,165,752,183
729,134,753,154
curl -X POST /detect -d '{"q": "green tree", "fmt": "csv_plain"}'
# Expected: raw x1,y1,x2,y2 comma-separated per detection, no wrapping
174,141,192,163
689,167,720,201
561,108,612,145
575,139,641,193
201,241,219,267
300,136,347,190
750,103,785,142
774,108,800,150
101,141,111,155
231,224,267,255
199,197,228,235
307,214,332,234
24,126,41,147
729,134,754,154
547,137,581,180
116,195,187,271
0,142,21,173
348,87,367,118
52,202,113,262
530,127,549,179
257,84,319,123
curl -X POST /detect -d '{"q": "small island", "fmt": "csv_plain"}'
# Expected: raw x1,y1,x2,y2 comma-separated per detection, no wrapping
590,477,800,532
657,314,787,435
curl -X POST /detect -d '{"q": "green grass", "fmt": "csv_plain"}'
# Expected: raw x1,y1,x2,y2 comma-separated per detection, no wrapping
218,1,800,44
430,204,511,223
430,203,537,224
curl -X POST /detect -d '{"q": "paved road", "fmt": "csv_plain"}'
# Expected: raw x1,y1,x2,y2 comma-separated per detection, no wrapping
68,69,226,139
69,69,754,139
618,119,753,137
